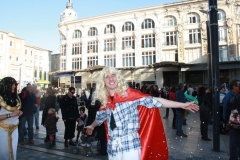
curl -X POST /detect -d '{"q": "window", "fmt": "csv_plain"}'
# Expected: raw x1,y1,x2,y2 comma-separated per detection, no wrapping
162,32,177,46
16,42,20,49
39,56,42,60
88,41,98,53
142,51,156,65
188,29,201,44
141,19,155,29
54,64,57,69
122,22,134,32
72,43,82,55
218,10,226,21
162,50,178,61
122,37,135,49
25,49,27,55
31,51,32,56
0,34,3,40
162,16,177,26
87,56,98,67
61,59,66,70
72,30,82,39
122,53,135,67
218,26,227,42
238,10,240,19
25,59,27,63
10,41,13,47
104,24,115,34
141,34,155,48
9,56,12,61
104,39,115,51
104,55,116,67
61,44,66,56
54,55,57,60
72,58,82,70
219,46,228,62
185,48,201,63
16,57,18,62
88,27,98,36
186,13,200,24
60,34,66,40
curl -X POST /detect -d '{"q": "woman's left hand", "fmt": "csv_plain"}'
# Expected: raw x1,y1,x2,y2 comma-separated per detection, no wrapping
182,102,199,113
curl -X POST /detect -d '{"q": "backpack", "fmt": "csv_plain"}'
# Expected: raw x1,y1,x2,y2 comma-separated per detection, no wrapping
226,95,240,130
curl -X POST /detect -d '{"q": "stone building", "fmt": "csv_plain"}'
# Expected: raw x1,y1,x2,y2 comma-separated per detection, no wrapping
0,30,51,90
57,0,240,89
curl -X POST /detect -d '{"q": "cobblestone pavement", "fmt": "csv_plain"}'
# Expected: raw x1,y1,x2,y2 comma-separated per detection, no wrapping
17,108,229,160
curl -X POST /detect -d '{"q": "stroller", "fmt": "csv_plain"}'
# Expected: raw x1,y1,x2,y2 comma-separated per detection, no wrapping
72,118,101,156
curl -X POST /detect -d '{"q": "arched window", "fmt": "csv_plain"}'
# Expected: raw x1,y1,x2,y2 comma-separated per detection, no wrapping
60,34,66,40
72,30,82,39
218,9,226,20
88,27,98,36
141,19,155,29
122,22,134,32
162,16,177,26
104,24,115,34
185,13,200,24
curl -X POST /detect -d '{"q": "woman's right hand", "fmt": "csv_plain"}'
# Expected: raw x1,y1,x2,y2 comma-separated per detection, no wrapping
10,110,23,117
85,125,94,135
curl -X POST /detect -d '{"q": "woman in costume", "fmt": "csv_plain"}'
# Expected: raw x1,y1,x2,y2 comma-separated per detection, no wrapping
0,77,23,160
86,67,199,160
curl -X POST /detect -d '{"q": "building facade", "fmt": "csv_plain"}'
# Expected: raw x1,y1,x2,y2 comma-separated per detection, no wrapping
0,31,51,90
50,50,61,87
58,0,240,89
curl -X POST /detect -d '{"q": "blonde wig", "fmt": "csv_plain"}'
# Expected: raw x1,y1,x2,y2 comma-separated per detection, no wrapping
92,67,128,107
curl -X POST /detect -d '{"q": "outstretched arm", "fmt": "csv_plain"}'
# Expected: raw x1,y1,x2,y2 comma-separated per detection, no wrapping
153,97,199,113
85,120,98,135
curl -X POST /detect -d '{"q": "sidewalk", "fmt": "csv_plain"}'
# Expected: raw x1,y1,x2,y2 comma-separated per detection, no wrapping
17,108,230,160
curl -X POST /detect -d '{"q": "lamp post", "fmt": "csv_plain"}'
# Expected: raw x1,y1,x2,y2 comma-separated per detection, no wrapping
208,0,220,152
200,0,220,152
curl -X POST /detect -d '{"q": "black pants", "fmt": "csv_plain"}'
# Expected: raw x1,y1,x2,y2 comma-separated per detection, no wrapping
172,108,176,128
200,109,210,139
64,120,76,140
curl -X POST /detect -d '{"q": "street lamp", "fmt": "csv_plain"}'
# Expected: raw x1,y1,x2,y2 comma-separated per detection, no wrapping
200,0,220,152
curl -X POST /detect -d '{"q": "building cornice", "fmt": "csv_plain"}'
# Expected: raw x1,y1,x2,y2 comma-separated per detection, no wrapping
60,0,208,26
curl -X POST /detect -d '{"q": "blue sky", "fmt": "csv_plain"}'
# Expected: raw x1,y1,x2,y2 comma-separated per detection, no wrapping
0,0,179,51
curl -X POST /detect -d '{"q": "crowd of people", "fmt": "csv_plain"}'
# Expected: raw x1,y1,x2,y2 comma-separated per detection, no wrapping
3,67,240,160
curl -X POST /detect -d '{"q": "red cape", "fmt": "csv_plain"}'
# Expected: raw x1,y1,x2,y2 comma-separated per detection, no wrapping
103,88,168,160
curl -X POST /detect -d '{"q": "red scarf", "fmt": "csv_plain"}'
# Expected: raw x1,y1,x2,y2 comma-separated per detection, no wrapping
101,88,169,160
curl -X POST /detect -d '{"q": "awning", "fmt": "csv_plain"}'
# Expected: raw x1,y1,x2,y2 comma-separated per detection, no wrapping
35,80,51,84
181,64,208,71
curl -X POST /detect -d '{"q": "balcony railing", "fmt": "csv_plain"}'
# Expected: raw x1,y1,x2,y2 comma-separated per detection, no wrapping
185,39,201,44
219,37,227,42
162,41,177,46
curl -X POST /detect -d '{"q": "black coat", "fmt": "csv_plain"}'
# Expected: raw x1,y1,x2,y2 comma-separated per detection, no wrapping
44,114,58,133
85,100,101,126
60,94,80,121
41,95,56,125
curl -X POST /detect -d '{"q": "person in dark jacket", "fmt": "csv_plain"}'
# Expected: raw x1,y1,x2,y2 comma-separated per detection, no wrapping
85,95,107,155
175,83,187,137
41,87,56,142
18,84,37,145
60,87,80,147
197,86,212,141
44,108,58,148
